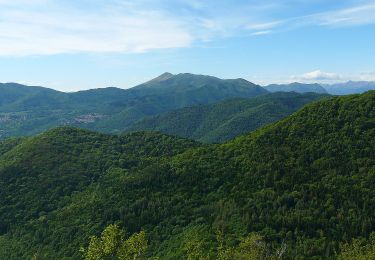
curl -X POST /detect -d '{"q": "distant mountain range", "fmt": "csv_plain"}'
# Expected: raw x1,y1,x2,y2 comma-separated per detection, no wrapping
322,81,375,95
0,73,374,139
264,82,327,93
264,81,375,95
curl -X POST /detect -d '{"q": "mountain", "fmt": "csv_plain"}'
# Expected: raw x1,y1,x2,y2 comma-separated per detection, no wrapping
0,74,268,138
133,73,266,98
265,82,327,93
0,83,69,110
0,91,373,259
323,81,375,95
0,83,46,106
90,74,268,133
129,92,329,143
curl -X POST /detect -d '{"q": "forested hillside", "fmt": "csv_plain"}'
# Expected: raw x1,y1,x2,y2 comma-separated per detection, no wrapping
130,92,328,143
0,74,268,138
0,91,373,259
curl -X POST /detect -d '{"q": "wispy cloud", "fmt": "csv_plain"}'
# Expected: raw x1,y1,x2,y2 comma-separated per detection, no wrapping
0,0,193,56
358,71,375,81
251,30,272,36
284,70,375,84
291,70,343,82
0,0,281,56
248,69,375,86
246,21,284,31
0,0,375,56
317,3,375,27
245,2,375,35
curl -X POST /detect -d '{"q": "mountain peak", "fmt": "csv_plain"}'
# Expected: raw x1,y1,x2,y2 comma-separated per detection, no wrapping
150,72,174,82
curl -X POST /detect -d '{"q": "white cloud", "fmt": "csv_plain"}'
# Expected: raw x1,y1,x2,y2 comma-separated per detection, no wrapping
246,21,283,31
291,70,343,82
244,3,375,35
247,69,375,86
358,71,375,81
0,0,193,56
0,1,375,56
251,30,272,36
0,0,290,56
284,70,375,84
317,4,375,27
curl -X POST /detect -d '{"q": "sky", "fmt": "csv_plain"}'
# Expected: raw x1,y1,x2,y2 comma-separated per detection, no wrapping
0,0,374,91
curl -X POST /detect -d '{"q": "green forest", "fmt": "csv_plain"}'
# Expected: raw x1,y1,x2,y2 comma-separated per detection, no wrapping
0,91,374,259
129,92,328,143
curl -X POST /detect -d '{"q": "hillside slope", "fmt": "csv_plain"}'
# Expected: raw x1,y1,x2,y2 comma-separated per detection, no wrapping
0,91,373,259
0,74,268,138
129,92,328,143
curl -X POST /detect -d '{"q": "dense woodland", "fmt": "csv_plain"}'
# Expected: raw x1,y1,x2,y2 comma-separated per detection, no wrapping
130,92,328,143
0,91,373,259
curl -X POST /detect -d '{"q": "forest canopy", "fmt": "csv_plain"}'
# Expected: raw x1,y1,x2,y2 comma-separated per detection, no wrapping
0,91,373,259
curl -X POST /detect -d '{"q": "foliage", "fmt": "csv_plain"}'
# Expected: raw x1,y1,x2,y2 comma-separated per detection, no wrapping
337,233,375,259
0,137,24,156
130,92,328,143
80,224,147,260
180,229,282,259
0,91,373,259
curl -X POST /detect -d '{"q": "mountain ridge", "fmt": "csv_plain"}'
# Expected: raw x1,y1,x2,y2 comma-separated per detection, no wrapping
323,80,375,95
1,75,374,140
264,82,327,93
0,73,269,138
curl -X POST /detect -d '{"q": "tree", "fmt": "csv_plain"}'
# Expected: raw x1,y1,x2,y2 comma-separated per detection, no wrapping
217,232,283,260
80,224,148,260
234,233,268,259
118,231,148,260
337,234,375,260
183,228,209,260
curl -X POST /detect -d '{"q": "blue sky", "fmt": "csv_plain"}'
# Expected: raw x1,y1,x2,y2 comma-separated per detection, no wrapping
0,0,374,91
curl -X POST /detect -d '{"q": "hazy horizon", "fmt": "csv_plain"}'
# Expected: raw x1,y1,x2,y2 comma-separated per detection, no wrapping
2,71,375,93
